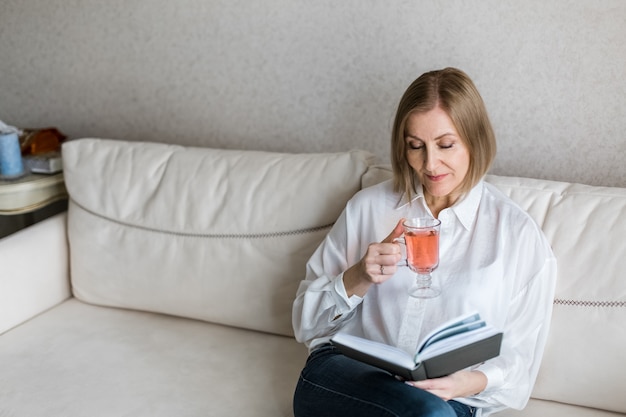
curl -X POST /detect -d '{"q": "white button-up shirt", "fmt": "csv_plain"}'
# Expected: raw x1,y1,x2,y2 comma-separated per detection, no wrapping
292,179,557,416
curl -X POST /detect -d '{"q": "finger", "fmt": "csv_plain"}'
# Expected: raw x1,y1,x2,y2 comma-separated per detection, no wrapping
366,263,390,283
376,263,397,277
410,377,448,391
375,243,401,257
413,377,455,399
412,380,433,390
376,253,401,268
405,381,451,401
364,254,398,279
365,241,400,259
381,218,405,244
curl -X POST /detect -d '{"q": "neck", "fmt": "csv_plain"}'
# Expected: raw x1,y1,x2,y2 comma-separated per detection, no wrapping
425,192,461,218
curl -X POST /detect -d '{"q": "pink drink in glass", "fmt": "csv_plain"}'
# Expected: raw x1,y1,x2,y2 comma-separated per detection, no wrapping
405,229,439,274
402,217,441,298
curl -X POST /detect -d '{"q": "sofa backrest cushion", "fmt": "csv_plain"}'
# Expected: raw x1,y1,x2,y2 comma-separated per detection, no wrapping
63,138,374,337
485,174,626,413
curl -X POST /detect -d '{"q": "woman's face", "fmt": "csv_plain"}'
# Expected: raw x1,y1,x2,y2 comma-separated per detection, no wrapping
404,106,470,207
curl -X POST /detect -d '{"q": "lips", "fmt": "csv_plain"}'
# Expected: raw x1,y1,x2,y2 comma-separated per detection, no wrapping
426,174,448,182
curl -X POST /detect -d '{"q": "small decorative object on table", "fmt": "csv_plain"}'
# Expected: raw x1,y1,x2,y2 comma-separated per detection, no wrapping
0,120,67,218
0,122,25,180
20,127,67,156
24,152,63,174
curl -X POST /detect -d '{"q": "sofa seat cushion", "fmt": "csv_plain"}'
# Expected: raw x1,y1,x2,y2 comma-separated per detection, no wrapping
0,298,308,417
62,138,374,336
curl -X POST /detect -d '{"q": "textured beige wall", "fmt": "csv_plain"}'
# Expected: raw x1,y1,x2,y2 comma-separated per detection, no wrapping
0,0,624,187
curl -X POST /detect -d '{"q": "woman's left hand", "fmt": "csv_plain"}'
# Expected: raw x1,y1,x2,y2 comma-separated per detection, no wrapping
405,370,487,400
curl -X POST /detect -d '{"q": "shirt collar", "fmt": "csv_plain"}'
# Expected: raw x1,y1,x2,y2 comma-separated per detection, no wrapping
395,180,484,231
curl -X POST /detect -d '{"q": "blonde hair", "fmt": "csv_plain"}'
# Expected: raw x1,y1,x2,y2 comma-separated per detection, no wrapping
391,67,496,199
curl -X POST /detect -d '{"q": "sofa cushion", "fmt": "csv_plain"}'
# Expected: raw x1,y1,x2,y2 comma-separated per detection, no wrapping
62,138,374,336
494,399,625,417
485,175,626,414
0,298,308,416
0,213,70,334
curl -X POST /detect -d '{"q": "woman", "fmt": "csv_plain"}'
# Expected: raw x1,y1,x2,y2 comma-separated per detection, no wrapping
292,68,557,417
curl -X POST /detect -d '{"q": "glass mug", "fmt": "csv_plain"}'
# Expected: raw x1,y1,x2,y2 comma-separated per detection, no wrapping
397,217,441,298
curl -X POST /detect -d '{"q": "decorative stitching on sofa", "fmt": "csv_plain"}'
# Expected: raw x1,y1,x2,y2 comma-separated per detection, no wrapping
71,199,334,238
187,224,334,239
554,299,626,308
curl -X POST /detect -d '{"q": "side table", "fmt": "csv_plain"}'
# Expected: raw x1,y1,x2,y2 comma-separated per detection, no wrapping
0,172,67,215
0,173,68,238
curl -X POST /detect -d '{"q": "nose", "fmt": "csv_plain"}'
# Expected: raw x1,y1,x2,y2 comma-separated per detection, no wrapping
423,147,440,172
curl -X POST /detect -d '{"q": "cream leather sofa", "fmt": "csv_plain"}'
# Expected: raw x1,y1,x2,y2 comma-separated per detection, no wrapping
1,138,625,417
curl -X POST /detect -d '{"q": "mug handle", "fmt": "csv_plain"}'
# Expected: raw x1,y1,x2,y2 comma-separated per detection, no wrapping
392,238,409,267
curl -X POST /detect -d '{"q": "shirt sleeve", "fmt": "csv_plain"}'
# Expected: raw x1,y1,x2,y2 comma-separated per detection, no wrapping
292,208,364,347
464,254,557,414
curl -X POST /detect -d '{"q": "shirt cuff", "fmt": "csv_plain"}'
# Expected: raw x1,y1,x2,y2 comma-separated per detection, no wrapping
330,272,363,320
474,362,504,393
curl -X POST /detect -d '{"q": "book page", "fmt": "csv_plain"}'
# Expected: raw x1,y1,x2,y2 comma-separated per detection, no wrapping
417,326,500,361
331,333,416,369
419,320,486,352
416,311,481,354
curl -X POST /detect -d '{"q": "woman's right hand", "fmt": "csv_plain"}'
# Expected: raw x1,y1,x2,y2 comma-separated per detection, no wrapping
343,219,404,297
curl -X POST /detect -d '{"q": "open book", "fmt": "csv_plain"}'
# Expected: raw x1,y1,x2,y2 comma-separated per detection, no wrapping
330,311,503,381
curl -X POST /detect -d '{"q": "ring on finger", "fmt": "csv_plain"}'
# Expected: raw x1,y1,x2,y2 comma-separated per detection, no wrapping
380,265,385,275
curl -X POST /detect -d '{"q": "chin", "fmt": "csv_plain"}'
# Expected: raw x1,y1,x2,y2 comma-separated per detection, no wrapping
424,184,454,197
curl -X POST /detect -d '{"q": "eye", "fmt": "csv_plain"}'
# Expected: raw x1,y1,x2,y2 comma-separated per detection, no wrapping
439,142,454,149
406,139,424,150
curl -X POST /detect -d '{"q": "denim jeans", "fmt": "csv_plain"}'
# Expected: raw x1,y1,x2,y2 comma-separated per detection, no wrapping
293,344,476,417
